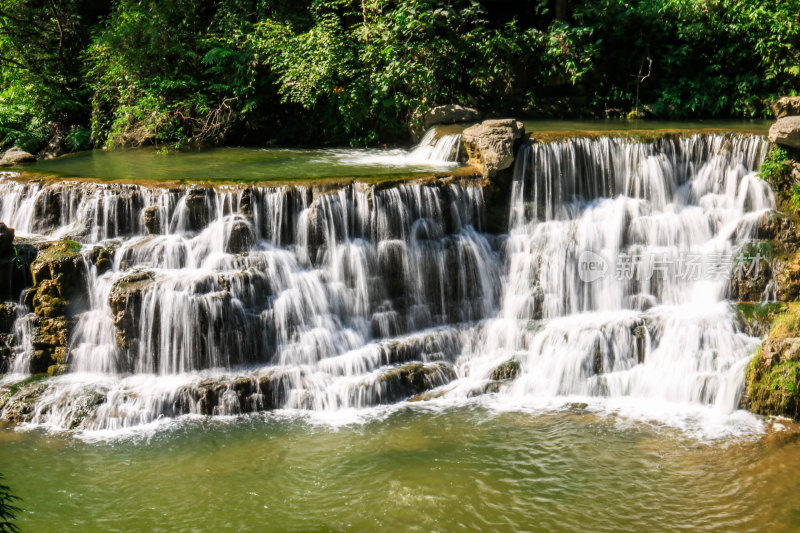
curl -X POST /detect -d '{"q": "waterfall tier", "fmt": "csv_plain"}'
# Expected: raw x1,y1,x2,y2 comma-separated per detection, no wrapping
0,133,775,432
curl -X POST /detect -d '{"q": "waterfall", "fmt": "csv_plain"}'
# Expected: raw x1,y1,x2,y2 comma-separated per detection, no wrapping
408,128,463,162
453,134,772,414
0,133,775,432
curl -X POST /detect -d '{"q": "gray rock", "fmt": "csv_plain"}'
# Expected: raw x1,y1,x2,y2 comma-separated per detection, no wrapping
184,187,214,231
225,217,256,254
423,104,480,129
36,135,66,160
461,119,525,178
0,147,36,167
771,96,800,119
769,116,800,149
143,206,162,235
760,337,800,368
109,270,156,353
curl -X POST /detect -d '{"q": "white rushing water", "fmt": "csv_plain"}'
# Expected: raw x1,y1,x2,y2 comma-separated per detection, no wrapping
0,133,775,434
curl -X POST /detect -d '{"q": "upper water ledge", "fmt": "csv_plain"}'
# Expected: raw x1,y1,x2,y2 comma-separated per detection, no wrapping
2,121,771,185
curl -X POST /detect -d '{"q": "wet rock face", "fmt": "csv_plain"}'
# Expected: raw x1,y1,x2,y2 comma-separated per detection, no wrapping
771,96,800,119
769,116,800,150
108,270,156,354
91,245,116,276
754,211,799,244
461,119,525,178
375,361,456,402
189,373,289,416
729,259,771,302
0,147,36,166
225,217,256,254
184,187,215,231
143,206,163,235
33,186,63,231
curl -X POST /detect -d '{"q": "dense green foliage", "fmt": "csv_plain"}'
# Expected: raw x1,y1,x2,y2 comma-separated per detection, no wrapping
0,473,20,533
0,0,798,149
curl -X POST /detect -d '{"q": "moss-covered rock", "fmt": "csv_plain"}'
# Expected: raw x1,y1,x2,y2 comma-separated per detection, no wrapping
376,361,456,402
734,302,786,337
22,239,88,373
0,374,48,422
489,359,521,381
744,304,800,418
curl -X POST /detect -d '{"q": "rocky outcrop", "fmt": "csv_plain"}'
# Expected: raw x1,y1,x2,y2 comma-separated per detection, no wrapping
0,147,36,166
183,187,214,231
375,361,456,402
743,307,800,418
143,206,163,235
423,105,480,129
188,373,289,416
225,217,256,254
489,359,520,381
410,104,480,140
108,270,156,355
25,239,88,373
769,117,800,150
461,119,525,178
771,96,800,119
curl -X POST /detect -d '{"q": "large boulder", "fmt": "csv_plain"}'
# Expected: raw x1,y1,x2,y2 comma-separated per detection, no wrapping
769,116,800,150
771,96,800,119
225,217,256,254
423,105,480,129
461,119,525,178
0,147,36,166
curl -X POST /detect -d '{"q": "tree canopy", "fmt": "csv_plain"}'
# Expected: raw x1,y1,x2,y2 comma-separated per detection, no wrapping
0,0,798,151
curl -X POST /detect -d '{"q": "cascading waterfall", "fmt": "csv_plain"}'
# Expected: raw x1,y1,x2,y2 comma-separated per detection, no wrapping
0,133,776,432
408,128,463,162
454,134,773,416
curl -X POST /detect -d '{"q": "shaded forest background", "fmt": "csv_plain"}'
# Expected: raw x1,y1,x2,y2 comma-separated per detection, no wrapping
0,0,798,151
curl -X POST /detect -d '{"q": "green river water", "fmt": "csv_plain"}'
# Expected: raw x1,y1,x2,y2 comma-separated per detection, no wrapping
15,120,771,182
1,405,799,532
